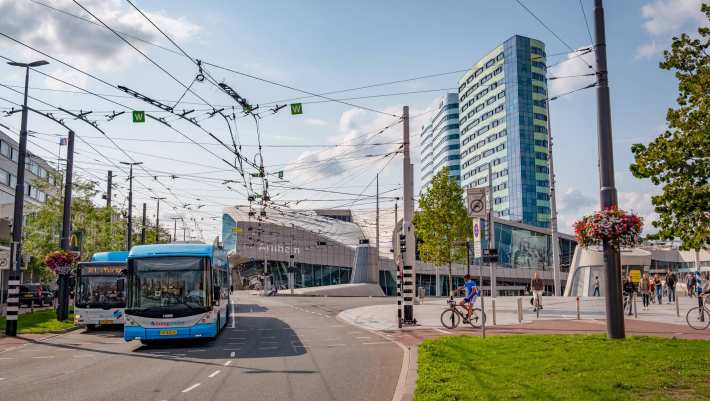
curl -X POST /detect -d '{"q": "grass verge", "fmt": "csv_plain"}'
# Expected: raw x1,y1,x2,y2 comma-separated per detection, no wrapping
415,334,710,401
0,308,75,334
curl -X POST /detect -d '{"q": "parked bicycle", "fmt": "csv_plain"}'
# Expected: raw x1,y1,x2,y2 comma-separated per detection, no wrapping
440,299,486,329
686,294,710,330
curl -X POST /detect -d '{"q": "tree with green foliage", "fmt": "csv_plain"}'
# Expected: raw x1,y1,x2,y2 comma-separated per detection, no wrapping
414,167,472,296
630,3,710,251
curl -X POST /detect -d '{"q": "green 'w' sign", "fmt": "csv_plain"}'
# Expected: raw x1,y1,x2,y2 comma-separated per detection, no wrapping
290,103,303,115
132,111,145,123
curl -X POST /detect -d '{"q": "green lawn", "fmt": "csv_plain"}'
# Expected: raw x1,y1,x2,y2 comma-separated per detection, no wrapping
0,308,75,334
415,335,710,401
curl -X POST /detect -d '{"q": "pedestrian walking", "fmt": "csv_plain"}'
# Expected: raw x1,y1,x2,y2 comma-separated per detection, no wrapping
593,276,600,297
665,270,677,303
649,277,656,304
687,273,695,298
531,272,544,311
639,272,651,310
623,274,635,316
653,274,663,304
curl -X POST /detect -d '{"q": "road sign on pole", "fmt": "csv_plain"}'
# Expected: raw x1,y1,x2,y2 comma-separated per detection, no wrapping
132,111,145,123
290,103,303,115
466,187,488,218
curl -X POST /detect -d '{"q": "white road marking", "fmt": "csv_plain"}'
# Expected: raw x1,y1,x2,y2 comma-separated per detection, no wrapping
362,341,391,345
182,383,201,393
224,360,232,366
31,356,54,359
224,348,241,351
208,370,221,378
433,328,451,335
0,378,5,381
230,351,235,358
356,336,372,339
0,357,15,360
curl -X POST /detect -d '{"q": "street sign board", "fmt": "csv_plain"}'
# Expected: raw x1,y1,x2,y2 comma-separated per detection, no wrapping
466,187,487,218
290,103,303,115
472,218,482,258
132,111,145,123
0,248,9,270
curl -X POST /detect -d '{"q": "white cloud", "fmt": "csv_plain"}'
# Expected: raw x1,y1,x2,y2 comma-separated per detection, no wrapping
304,118,327,126
635,0,705,59
547,47,596,96
0,0,200,83
279,106,419,202
555,187,659,235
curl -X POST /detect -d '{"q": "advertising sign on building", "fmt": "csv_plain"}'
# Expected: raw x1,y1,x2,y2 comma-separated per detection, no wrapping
472,218,483,258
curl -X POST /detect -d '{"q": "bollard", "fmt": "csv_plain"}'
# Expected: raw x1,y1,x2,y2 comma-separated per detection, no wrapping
576,296,580,320
491,298,497,326
480,295,486,338
675,294,680,317
633,292,638,318
517,297,523,324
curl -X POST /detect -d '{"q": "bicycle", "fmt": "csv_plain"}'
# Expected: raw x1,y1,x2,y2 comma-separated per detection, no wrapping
440,299,486,329
685,294,710,330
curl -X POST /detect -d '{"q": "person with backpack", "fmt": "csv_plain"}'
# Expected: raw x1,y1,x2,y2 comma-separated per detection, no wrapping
665,270,677,303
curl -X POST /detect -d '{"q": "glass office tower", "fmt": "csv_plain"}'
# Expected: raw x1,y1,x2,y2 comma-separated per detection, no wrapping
419,93,460,192
458,35,551,228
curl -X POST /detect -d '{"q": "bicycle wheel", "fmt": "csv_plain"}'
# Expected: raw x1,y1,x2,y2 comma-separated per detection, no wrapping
468,308,487,329
686,307,710,330
440,308,460,329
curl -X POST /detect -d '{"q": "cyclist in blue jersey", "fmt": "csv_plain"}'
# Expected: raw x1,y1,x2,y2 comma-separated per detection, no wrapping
457,274,478,323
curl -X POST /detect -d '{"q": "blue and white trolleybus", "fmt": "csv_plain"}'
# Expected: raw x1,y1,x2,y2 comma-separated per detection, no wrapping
74,251,129,329
124,242,230,343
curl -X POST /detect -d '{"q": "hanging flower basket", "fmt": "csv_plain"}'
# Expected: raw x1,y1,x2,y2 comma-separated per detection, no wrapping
573,207,643,249
44,250,78,275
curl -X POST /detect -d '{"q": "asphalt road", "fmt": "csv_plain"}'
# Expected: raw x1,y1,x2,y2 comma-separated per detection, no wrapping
0,293,402,401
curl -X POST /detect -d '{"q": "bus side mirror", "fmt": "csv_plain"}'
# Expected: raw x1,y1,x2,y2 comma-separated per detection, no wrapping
213,286,220,302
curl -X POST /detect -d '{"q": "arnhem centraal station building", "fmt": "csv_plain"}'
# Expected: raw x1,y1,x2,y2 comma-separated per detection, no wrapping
222,205,579,297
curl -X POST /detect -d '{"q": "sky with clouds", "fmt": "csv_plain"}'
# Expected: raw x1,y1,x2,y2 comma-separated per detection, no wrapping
0,0,705,240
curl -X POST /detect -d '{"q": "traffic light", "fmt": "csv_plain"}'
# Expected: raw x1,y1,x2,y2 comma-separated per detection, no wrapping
399,234,406,255
482,248,498,263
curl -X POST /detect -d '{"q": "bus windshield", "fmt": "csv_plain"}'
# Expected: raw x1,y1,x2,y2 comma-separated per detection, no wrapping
127,256,209,317
76,276,125,309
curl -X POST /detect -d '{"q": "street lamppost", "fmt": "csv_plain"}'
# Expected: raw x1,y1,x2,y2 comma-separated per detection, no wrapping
4,60,49,336
120,161,142,250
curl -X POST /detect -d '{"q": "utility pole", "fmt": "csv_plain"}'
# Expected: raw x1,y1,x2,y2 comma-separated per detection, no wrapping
106,170,113,208
289,224,295,295
120,161,142,250
57,130,74,322
594,0,624,339
402,106,416,324
488,161,496,297
171,217,179,241
376,173,380,277
5,59,49,336
545,105,561,296
140,202,146,244
151,196,166,243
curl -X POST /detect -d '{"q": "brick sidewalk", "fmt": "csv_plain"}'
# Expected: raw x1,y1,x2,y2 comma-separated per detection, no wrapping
387,318,710,347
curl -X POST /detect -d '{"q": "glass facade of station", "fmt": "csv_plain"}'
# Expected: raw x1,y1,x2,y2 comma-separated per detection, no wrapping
238,260,352,290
